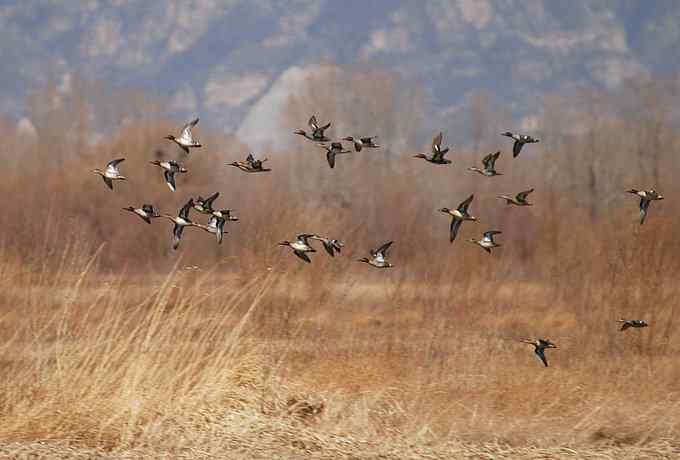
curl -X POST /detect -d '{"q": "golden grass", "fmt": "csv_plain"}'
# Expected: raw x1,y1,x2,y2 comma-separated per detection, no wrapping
1,73,680,457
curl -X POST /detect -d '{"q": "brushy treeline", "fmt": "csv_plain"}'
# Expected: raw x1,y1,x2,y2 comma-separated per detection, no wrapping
0,68,679,454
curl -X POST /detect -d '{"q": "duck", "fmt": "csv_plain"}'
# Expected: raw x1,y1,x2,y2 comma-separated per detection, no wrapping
165,118,201,154
192,192,220,214
468,151,501,177
439,194,476,243
626,189,664,224
122,204,160,224
294,115,331,142
413,132,451,165
617,319,649,331
93,158,126,190
342,136,380,152
211,208,238,222
310,235,344,257
318,142,350,169
279,234,317,264
498,189,534,206
197,215,227,244
358,241,393,268
160,198,198,250
469,230,502,253
520,338,557,367
501,132,539,158
149,160,187,192
227,153,271,173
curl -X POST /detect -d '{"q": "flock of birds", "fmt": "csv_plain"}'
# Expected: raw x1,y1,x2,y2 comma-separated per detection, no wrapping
93,115,659,367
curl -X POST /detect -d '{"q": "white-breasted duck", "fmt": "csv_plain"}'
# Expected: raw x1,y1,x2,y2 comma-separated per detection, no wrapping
413,132,451,165
469,230,502,254
520,338,557,367
122,204,160,224
193,192,220,214
197,215,227,245
228,153,271,173
310,235,344,257
626,189,664,224
94,158,126,190
165,118,202,154
498,188,534,206
469,151,501,177
149,160,187,192
618,319,649,331
501,132,539,158
342,136,380,152
358,241,393,268
319,142,350,169
161,198,198,250
294,115,331,142
439,194,476,243
279,234,317,264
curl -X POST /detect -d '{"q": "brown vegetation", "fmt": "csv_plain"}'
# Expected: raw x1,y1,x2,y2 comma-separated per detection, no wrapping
0,69,679,458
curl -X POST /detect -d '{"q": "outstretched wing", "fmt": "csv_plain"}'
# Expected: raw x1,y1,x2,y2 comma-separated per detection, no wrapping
204,192,220,209
517,189,534,202
246,153,255,163
639,198,650,224
483,230,502,241
374,241,393,258
308,116,319,131
164,170,176,192
293,250,312,264
326,151,336,169
458,194,474,213
535,348,549,367
483,151,500,170
178,199,193,220
107,158,125,168
513,140,523,158
431,132,443,154
181,118,199,139
102,176,113,190
449,219,462,243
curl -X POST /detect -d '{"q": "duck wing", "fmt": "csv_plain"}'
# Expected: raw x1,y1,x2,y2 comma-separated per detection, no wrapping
483,230,502,242
164,170,177,192
102,176,113,190
326,150,336,169
516,189,534,203
431,132,443,154
483,151,500,171
308,116,319,131
178,199,194,221
513,140,523,158
293,250,312,263
535,348,549,367
107,158,125,168
449,218,462,243
458,194,474,213
204,192,220,209
375,241,393,258
172,224,185,250
180,118,199,141
639,198,650,224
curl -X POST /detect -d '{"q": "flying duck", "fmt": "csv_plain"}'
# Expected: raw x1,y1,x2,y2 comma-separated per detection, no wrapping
93,158,126,190
358,241,393,268
342,136,380,152
228,153,271,173
520,338,557,367
122,204,159,224
617,319,649,331
439,194,476,243
469,230,502,253
310,235,344,257
294,115,331,142
197,215,227,244
279,234,317,263
165,118,201,154
626,189,664,224
318,142,350,169
468,151,502,177
149,160,187,192
193,192,220,214
413,132,451,165
501,132,540,158
498,189,534,206
211,208,238,222
160,198,198,250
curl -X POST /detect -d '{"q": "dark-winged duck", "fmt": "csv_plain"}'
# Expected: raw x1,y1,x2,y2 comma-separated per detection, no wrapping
469,230,502,253
94,158,126,190
618,319,649,331
498,189,534,206
294,115,331,142
160,198,198,250
468,151,501,177
501,132,539,158
165,118,201,154
279,234,317,263
149,160,187,192
319,142,350,169
413,132,451,165
439,194,476,243
122,204,160,224
228,153,271,173
310,235,344,257
520,338,557,367
342,136,380,152
626,189,663,224
358,241,393,268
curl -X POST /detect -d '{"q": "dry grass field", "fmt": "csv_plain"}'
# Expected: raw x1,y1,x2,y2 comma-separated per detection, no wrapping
0,72,679,458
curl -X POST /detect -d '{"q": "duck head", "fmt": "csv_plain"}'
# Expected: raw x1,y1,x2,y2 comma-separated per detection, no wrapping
278,241,291,247
438,207,451,214
342,136,354,142
357,257,370,264
413,153,428,159
164,135,176,141
293,129,307,136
